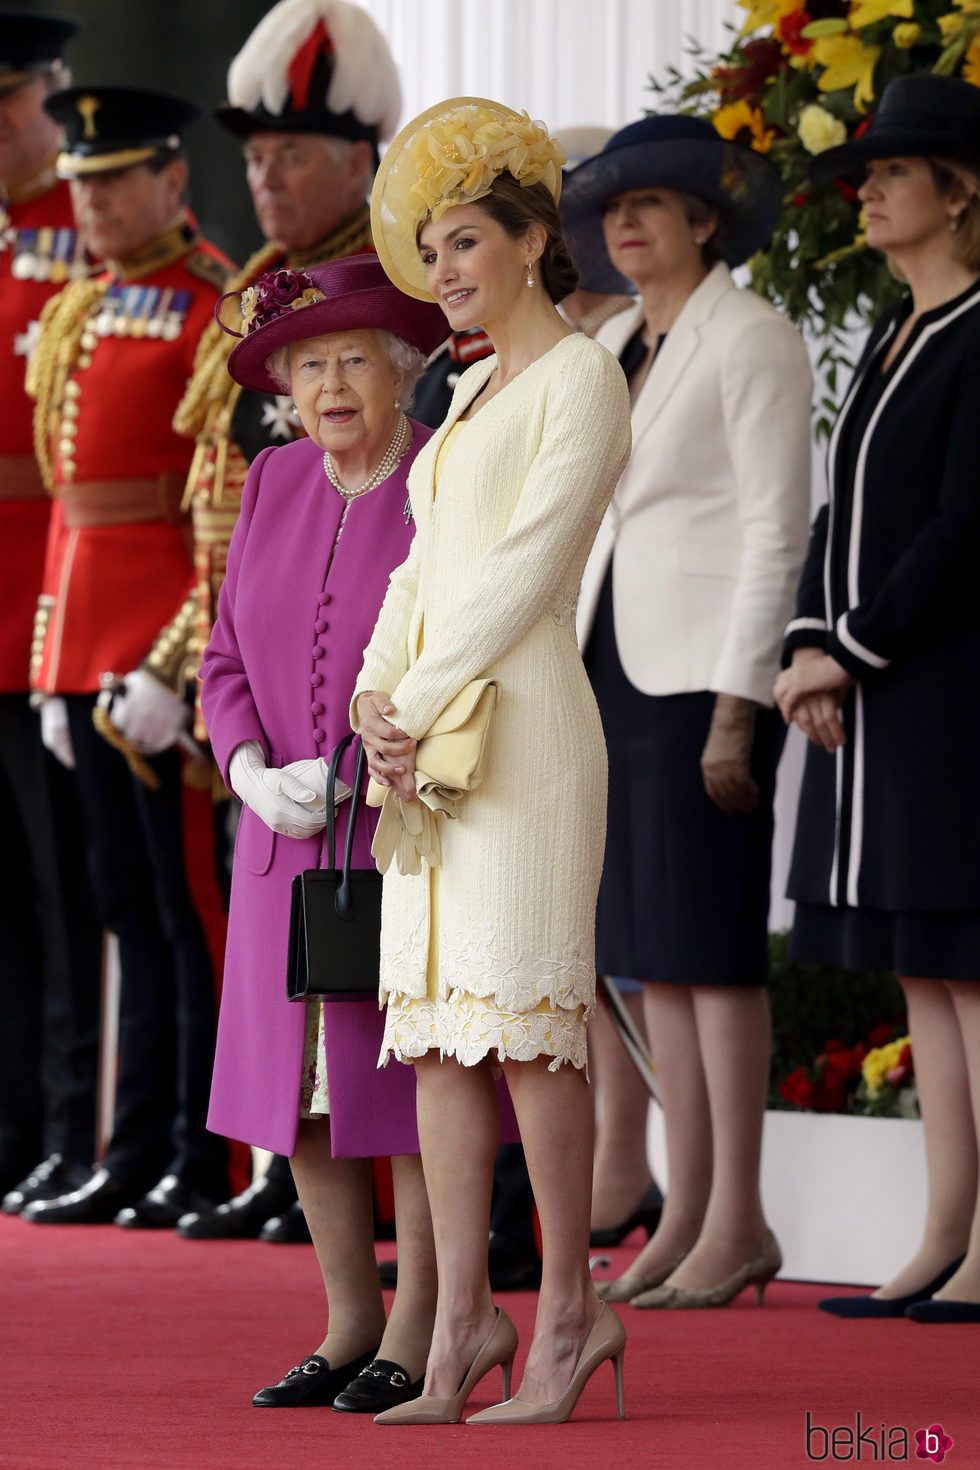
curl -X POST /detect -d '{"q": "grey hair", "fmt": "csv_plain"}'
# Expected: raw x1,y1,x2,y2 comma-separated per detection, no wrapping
265,329,427,407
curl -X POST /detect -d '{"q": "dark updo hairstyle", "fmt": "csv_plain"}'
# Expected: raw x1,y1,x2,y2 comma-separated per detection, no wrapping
477,171,580,303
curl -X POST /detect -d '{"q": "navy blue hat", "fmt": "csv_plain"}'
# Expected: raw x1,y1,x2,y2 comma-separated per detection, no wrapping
809,74,980,187
44,86,200,178
0,9,78,95
560,114,783,292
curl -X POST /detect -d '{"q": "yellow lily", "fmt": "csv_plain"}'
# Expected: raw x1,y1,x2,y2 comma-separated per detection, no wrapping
813,33,882,110
848,0,913,27
738,0,799,32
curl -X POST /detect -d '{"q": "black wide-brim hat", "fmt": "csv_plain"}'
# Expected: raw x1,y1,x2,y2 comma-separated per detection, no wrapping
44,86,200,177
809,74,980,187
223,253,449,395
0,10,78,95
560,114,783,293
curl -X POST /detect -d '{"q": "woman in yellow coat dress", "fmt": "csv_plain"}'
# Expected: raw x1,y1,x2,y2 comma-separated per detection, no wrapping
353,99,632,1425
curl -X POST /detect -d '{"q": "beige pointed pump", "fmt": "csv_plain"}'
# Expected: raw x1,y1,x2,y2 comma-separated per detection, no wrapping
374,1307,518,1425
466,1300,626,1425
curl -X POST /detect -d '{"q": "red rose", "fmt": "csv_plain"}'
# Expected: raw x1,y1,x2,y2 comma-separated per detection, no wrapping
780,1068,815,1108
792,189,809,208
777,9,813,56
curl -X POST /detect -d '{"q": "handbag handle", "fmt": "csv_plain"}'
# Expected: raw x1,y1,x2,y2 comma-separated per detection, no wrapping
324,734,370,919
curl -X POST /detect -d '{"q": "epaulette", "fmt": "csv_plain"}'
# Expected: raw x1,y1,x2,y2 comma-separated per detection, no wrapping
184,249,234,293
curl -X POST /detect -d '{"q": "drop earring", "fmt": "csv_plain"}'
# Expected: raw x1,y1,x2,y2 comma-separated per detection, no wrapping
526,263,535,288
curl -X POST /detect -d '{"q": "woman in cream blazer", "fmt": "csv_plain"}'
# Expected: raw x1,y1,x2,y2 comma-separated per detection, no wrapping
563,116,812,1310
353,102,632,1425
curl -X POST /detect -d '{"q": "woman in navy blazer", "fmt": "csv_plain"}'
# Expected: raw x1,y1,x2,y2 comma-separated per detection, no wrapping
777,75,980,1323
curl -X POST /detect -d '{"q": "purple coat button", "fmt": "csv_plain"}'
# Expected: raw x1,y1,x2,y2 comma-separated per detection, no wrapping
311,700,324,715
318,592,332,607
314,619,327,633
311,672,323,687
312,644,324,658
312,729,325,744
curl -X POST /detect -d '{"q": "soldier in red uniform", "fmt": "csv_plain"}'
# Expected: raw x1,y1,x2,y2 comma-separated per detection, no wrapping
162,0,403,1245
0,11,104,1215
22,86,234,1227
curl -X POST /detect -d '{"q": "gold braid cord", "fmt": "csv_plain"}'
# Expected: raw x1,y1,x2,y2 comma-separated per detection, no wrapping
27,278,109,492
91,704,161,790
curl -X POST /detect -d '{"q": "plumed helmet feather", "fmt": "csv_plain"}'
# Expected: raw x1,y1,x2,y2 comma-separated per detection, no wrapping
227,0,400,140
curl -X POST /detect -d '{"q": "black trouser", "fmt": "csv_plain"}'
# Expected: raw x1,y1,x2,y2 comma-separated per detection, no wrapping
0,694,102,1170
66,696,226,1195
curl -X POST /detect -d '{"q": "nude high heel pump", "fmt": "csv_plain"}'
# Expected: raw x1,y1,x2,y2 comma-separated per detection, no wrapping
630,1229,782,1309
466,1301,626,1425
596,1250,689,1304
373,1307,518,1425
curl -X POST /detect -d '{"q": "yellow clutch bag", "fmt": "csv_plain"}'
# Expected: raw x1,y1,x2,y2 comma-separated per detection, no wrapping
368,677,501,875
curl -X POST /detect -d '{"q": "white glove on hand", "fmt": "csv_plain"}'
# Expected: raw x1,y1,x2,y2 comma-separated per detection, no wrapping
108,670,189,754
281,757,351,810
40,696,75,769
228,741,327,838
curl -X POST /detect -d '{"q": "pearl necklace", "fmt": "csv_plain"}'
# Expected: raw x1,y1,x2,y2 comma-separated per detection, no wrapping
322,411,409,501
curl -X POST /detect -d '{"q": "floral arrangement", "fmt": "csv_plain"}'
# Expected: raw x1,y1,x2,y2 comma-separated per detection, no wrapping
650,0,980,428
779,1024,918,1116
407,106,565,225
238,269,324,335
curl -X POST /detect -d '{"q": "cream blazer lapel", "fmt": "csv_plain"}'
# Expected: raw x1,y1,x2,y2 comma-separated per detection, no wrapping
414,355,498,513
626,263,732,469
577,265,734,645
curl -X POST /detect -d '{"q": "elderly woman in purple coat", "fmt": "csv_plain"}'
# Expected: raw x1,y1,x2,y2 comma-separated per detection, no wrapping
200,255,448,1414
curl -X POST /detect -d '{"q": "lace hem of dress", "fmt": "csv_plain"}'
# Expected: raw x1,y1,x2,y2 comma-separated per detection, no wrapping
380,926,597,1013
379,989,590,1076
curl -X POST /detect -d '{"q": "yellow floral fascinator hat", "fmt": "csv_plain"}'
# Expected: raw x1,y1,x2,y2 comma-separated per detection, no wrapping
371,96,566,301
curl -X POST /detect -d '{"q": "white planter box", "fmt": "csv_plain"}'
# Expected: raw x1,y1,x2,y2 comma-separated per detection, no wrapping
647,1108,926,1286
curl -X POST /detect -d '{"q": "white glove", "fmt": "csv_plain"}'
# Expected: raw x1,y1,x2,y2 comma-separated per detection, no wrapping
228,740,327,838
108,670,189,754
281,757,352,810
40,697,75,769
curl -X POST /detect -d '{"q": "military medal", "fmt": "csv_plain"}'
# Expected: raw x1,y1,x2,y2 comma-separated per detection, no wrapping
130,286,159,339
11,229,39,280
113,285,142,337
93,285,122,337
33,227,55,282
161,289,191,341
145,287,173,339
49,228,73,284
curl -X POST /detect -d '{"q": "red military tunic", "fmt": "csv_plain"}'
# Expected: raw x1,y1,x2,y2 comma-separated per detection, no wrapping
0,163,87,693
29,219,233,695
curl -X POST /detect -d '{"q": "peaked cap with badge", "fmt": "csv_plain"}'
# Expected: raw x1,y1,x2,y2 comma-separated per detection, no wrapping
0,8,76,96
44,85,200,178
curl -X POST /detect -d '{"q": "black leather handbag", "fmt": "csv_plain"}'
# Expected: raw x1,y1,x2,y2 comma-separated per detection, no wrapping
285,734,382,1002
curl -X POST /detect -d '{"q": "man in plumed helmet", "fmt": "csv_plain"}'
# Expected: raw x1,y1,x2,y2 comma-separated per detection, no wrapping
0,9,104,1217
22,85,236,1227
168,0,403,1245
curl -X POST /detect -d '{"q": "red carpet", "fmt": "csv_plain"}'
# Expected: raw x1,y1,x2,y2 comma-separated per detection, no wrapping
2,1216,976,1470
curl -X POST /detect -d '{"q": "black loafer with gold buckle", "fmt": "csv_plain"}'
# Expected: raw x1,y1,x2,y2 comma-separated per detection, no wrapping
332,1358,425,1414
252,1347,378,1407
